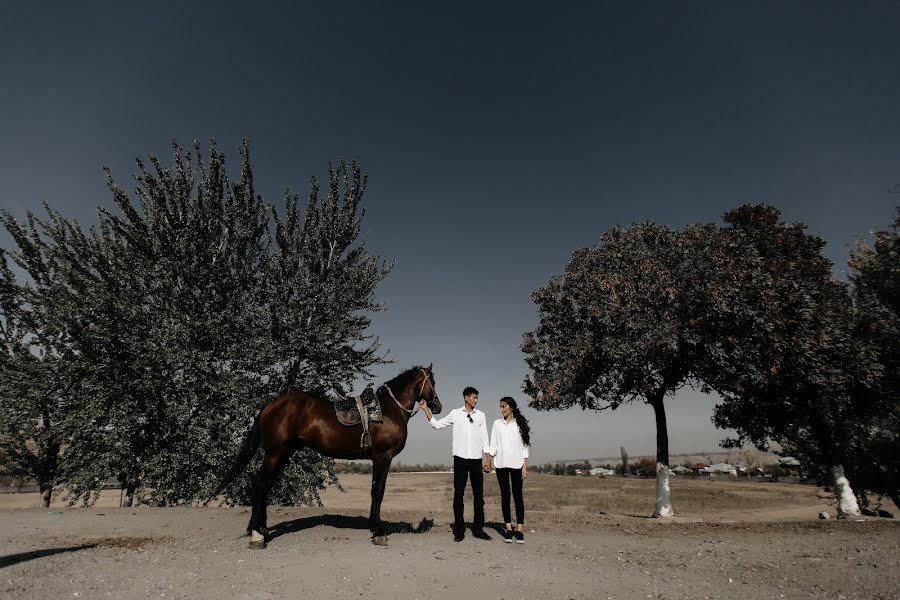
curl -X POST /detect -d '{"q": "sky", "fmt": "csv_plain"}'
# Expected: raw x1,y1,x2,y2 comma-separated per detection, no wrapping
1,2,898,465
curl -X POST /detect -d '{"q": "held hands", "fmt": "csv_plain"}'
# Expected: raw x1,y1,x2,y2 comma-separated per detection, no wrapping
483,457,492,473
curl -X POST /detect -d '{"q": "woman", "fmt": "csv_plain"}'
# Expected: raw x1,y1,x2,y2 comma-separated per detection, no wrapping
487,396,531,544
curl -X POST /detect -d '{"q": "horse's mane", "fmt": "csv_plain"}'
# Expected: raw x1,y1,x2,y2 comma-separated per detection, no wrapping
390,365,435,388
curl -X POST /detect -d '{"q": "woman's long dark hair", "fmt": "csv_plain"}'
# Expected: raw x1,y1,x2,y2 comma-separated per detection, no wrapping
501,396,531,447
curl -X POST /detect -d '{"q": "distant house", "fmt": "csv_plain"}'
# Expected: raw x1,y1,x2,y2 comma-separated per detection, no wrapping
589,467,615,477
703,463,738,476
691,463,708,475
778,456,803,477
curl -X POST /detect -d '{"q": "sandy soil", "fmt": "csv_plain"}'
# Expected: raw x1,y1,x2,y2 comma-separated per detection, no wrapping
1,473,898,599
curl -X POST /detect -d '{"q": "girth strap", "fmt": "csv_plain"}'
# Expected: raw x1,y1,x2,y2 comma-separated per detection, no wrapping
355,394,372,448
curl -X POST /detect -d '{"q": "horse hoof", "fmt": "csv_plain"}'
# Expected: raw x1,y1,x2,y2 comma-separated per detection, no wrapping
372,536,389,546
249,530,266,549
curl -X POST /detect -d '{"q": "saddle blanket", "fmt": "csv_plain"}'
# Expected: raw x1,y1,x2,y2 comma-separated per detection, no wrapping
333,385,384,427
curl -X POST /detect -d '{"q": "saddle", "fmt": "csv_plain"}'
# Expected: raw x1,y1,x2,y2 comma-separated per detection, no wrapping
332,384,383,448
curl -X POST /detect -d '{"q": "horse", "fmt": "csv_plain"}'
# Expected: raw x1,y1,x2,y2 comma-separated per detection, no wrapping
210,364,442,548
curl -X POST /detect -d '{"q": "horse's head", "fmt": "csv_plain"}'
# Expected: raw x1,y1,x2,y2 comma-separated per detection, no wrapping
417,363,442,414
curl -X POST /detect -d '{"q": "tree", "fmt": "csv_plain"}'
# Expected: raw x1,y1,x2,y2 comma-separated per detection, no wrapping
0,140,391,506
843,208,900,509
0,246,64,507
620,445,629,478
523,221,719,517
709,205,884,517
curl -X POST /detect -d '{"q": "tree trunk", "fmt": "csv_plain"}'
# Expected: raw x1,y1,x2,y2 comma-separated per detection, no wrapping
123,479,137,507
40,483,52,508
38,402,59,510
649,394,674,518
285,358,301,391
831,464,861,519
889,491,900,514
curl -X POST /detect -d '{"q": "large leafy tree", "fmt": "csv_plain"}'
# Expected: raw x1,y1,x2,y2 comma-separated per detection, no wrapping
709,205,883,517
0,140,391,506
0,245,65,507
842,208,900,509
523,222,719,517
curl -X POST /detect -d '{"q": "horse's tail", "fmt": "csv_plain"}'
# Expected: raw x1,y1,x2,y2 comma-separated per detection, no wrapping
206,412,262,505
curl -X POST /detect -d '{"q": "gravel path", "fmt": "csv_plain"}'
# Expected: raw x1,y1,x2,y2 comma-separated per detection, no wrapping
3,505,898,599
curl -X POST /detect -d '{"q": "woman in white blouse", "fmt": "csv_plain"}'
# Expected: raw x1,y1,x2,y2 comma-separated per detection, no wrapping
486,396,531,544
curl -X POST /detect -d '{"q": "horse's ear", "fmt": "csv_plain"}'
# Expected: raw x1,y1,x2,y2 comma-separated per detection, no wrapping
425,363,432,373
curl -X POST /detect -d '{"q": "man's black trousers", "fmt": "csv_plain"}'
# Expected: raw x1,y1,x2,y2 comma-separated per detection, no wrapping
453,456,484,532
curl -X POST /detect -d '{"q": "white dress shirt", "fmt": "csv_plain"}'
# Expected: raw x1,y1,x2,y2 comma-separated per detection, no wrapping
489,418,530,469
429,406,491,460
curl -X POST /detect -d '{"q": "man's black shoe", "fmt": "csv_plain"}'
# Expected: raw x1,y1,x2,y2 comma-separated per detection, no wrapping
472,529,492,541
453,529,465,542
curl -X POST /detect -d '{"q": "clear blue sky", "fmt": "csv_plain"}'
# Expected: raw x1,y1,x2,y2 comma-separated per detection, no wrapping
1,2,897,464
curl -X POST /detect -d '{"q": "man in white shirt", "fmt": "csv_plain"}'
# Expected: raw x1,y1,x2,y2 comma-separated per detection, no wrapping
419,386,492,541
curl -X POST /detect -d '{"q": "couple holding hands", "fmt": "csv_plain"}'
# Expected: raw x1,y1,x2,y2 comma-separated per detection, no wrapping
418,387,532,543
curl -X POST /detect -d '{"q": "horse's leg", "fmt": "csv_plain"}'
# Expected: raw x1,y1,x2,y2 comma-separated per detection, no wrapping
248,448,291,549
369,453,393,544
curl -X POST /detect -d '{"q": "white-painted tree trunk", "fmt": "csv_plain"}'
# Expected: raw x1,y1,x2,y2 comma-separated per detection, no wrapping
831,464,861,518
654,463,674,517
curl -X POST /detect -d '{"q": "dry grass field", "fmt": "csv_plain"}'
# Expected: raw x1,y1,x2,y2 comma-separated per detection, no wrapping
2,473,898,599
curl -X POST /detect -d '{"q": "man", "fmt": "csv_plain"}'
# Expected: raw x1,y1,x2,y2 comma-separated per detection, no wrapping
420,386,492,541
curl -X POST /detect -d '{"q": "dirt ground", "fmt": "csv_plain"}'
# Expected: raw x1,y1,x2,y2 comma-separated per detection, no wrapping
1,473,898,599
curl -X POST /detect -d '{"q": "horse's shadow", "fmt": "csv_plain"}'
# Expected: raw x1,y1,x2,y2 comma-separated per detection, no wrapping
0,544,97,569
267,514,433,541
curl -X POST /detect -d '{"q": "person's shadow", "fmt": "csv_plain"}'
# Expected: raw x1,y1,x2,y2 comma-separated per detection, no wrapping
267,514,433,541
486,521,511,536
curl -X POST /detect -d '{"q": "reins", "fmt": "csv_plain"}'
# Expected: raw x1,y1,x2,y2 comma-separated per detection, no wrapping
380,382,419,417
379,369,436,418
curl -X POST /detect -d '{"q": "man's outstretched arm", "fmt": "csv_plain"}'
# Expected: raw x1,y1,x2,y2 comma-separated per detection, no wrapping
419,401,454,429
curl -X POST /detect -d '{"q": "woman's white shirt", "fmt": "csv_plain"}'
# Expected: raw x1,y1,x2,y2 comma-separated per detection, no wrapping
489,418,529,469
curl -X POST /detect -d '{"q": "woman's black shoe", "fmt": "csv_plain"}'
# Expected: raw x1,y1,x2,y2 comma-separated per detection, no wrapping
514,531,524,544
503,529,513,543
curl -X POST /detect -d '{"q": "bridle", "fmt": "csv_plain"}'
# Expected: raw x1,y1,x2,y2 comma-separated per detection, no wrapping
380,369,437,418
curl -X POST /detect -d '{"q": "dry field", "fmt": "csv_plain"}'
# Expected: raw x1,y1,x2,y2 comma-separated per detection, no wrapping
1,473,898,599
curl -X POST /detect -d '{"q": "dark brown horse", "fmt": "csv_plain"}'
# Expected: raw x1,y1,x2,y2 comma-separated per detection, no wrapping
211,364,441,547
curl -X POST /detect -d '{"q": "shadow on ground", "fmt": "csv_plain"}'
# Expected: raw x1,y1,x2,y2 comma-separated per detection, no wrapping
0,544,97,569
268,514,433,540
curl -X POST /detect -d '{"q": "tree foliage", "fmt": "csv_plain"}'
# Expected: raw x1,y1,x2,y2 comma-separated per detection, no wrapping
0,246,63,506
523,221,720,516
0,140,391,506
842,209,900,508
709,208,882,474
523,203,899,515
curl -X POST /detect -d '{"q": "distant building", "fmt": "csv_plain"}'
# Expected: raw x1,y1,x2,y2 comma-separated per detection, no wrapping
778,456,804,477
589,467,615,477
703,463,738,476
